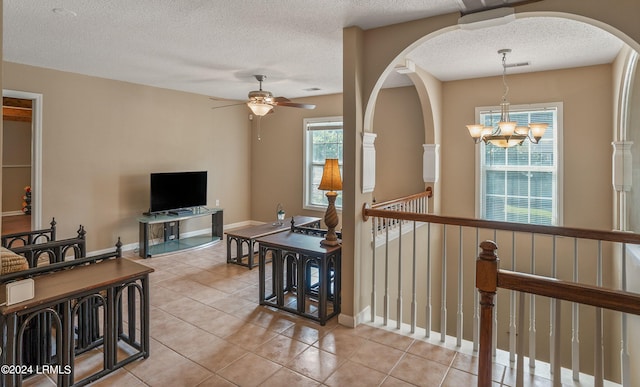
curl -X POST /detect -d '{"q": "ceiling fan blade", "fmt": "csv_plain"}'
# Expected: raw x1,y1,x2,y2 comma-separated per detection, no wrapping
209,96,242,102
273,101,316,109
211,102,246,110
272,97,316,109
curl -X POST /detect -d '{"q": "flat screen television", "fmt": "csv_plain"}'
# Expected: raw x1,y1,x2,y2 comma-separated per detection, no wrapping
150,171,207,213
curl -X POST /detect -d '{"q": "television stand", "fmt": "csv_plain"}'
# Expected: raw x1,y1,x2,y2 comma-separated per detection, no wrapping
168,209,194,216
137,207,223,258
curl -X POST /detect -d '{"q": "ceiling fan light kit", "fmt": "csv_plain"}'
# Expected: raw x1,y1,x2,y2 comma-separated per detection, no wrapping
211,74,316,116
466,49,547,148
210,74,316,140
247,101,273,116
211,74,317,139
246,76,274,116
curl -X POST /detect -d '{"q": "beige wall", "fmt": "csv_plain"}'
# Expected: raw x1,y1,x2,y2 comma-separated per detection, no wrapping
371,86,425,202
250,86,425,223
2,120,31,212
402,64,614,377
249,93,342,223
442,64,613,230
0,60,425,252
3,62,252,251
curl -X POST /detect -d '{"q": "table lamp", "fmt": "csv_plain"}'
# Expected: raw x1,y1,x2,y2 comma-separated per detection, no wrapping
318,158,342,246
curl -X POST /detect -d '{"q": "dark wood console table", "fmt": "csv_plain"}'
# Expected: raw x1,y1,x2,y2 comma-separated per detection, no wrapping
257,232,340,325
1,259,154,387
138,207,223,258
225,216,320,269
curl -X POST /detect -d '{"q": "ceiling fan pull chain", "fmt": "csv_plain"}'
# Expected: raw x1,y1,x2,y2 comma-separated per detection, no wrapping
257,116,262,141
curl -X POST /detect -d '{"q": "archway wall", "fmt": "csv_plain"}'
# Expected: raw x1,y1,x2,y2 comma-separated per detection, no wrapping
342,0,640,330
361,2,640,135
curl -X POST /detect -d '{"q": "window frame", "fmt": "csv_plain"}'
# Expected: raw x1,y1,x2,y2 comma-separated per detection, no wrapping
303,116,344,211
475,102,564,226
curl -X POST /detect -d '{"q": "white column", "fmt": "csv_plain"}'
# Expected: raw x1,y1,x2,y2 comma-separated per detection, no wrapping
423,144,440,183
362,132,377,193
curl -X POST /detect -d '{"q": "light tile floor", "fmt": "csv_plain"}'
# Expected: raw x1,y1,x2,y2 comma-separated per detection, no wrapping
23,236,556,387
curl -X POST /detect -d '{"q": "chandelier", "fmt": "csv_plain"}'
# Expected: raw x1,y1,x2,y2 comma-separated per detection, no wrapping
466,49,547,148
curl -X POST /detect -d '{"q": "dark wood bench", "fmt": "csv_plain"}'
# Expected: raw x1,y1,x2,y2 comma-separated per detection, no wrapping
0,232,126,386
1,218,88,268
1,218,58,249
1,251,152,387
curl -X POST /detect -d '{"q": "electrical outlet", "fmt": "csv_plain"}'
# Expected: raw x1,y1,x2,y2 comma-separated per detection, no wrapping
215,199,220,207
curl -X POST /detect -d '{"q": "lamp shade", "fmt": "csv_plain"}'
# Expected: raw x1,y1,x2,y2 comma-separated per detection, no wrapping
529,123,548,138
318,159,342,191
497,121,517,136
466,124,484,139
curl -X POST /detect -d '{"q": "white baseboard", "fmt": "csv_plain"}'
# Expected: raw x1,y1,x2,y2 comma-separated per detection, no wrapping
338,306,371,328
338,314,356,328
356,305,371,325
2,211,25,217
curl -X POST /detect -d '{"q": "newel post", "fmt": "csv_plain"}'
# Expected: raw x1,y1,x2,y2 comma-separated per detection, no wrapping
476,240,499,387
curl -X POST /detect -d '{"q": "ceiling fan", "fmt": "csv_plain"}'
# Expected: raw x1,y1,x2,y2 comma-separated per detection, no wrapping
210,74,316,117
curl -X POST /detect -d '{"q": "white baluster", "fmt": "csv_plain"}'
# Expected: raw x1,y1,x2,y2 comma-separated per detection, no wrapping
411,221,417,333
397,221,402,329
371,217,376,322
572,238,580,381
509,232,516,363
529,233,536,370
384,224,390,326
594,240,603,387
621,243,630,387
441,225,447,343
492,229,498,357
552,300,562,387
517,291,526,387
473,228,479,352
550,236,557,372
456,226,463,347
426,222,432,338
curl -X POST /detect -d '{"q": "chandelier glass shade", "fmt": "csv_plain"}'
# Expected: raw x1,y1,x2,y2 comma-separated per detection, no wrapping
467,49,547,148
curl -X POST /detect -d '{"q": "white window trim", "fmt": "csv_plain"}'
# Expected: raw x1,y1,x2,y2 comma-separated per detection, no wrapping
303,116,343,211
474,102,564,226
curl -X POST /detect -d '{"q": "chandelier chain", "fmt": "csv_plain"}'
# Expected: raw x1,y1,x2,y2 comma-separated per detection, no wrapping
501,51,509,104
500,51,510,123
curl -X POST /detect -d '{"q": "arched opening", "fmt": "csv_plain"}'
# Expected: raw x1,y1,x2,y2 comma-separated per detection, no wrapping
351,9,640,383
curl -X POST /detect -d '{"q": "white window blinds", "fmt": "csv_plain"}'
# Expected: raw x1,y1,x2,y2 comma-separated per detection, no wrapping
303,118,343,209
479,104,561,225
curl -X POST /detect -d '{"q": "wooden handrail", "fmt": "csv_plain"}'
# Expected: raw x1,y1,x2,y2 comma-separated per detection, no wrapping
370,187,432,209
475,240,640,387
498,270,640,315
363,207,640,245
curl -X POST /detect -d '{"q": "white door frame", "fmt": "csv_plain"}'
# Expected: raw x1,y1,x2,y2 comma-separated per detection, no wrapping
3,89,43,229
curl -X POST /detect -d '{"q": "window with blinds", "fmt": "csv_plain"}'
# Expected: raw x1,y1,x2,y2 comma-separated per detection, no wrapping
478,103,562,226
303,117,343,210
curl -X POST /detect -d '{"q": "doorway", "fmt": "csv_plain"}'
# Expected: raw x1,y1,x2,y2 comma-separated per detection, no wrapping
2,90,43,232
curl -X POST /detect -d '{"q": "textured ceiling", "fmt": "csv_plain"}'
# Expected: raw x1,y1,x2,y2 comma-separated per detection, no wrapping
406,16,623,81
3,1,625,102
